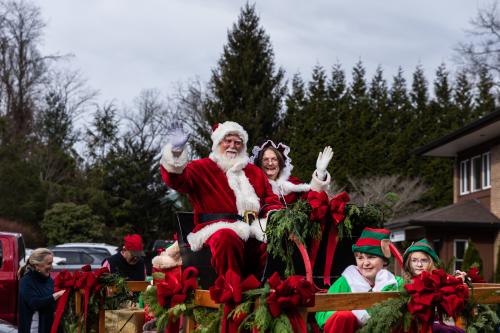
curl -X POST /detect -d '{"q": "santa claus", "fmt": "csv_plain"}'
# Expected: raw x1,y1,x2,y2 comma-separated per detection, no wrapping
160,121,283,278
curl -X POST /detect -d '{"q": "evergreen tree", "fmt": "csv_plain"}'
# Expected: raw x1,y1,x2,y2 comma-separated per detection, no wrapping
368,66,390,175
326,64,349,186
205,3,286,150
453,69,474,126
388,67,413,176
474,65,496,118
462,240,484,275
344,61,372,178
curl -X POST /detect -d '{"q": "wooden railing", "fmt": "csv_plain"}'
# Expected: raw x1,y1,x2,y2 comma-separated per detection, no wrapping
74,282,500,333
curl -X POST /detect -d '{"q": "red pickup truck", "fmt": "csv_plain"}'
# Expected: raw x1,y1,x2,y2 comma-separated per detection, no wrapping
0,232,26,326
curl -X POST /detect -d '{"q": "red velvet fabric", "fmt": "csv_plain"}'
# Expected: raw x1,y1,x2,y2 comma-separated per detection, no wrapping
323,311,360,333
161,158,282,229
205,229,266,278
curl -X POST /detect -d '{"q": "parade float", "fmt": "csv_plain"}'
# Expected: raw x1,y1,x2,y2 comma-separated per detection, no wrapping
53,197,500,332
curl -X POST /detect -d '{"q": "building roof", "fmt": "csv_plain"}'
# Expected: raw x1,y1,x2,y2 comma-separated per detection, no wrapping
386,200,500,229
415,109,500,157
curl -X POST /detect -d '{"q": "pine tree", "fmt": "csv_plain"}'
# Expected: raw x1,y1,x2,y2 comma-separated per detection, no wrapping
284,66,329,181
205,3,286,149
462,240,484,275
327,64,349,186
368,66,390,175
453,69,474,126
388,67,413,176
474,65,496,118
345,61,372,178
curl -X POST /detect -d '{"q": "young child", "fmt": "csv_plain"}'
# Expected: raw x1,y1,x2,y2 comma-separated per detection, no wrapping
315,227,404,333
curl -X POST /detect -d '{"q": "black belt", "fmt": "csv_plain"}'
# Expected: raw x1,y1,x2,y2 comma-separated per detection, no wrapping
198,213,243,223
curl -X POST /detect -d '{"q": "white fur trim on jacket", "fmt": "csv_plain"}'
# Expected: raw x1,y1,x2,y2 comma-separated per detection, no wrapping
211,121,248,152
187,221,251,251
270,179,311,196
341,265,397,325
310,170,331,192
160,143,189,174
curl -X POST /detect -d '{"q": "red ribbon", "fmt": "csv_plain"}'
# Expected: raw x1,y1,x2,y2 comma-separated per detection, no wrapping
467,267,485,283
405,269,469,333
307,191,330,271
323,191,350,285
50,266,110,333
266,272,315,332
209,270,260,333
156,266,198,332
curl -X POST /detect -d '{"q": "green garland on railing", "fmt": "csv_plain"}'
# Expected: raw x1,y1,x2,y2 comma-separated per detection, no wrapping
266,199,321,276
62,273,134,333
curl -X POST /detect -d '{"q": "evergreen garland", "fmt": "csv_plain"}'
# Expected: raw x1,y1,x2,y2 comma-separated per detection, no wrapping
338,203,385,239
266,200,321,276
359,292,411,333
62,273,134,333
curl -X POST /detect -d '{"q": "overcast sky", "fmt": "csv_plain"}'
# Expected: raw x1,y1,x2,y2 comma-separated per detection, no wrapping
37,0,490,107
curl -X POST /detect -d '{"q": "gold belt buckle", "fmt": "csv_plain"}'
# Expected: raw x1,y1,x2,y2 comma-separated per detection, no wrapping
243,210,257,224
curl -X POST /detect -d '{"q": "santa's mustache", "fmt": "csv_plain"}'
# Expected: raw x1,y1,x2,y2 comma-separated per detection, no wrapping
225,148,238,157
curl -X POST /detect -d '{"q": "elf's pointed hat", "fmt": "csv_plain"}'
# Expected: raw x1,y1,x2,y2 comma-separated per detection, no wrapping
403,239,439,264
352,227,403,268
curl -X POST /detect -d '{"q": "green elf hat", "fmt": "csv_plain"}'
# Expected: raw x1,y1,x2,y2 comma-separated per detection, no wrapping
352,227,393,260
403,239,439,264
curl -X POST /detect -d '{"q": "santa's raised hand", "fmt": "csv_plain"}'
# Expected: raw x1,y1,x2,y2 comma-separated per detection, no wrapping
315,146,333,180
166,121,190,153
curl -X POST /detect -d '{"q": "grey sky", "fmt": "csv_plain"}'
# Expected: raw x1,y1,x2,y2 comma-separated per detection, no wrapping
37,0,489,107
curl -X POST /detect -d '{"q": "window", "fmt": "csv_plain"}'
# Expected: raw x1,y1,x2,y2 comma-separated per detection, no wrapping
483,152,491,188
460,160,469,194
471,155,481,192
454,239,468,271
459,151,491,195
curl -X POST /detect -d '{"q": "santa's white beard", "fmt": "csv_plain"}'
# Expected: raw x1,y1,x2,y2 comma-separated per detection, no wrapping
209,149,249,172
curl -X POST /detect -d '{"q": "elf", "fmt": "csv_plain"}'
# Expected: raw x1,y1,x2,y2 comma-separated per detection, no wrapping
316,227,404,332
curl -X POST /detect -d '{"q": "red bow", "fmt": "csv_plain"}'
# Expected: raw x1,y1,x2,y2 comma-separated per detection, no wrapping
405,269,469,333
329,191,350,225
156,266,198,332
210,270,260,333
266,272,315,332
51,266,110,333
467,267,485,283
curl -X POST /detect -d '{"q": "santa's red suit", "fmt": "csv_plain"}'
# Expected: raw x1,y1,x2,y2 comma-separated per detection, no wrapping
160,121,282,278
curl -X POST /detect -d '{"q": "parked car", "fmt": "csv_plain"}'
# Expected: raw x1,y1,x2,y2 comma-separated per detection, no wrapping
49,247,109,272
52,242,118,256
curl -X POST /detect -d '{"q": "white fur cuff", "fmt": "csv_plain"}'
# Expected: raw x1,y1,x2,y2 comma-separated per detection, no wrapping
160,143,188,174
186,221,251,251
310,170,331,192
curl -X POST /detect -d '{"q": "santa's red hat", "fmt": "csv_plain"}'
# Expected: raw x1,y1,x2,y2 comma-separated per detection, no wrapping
211,121,248,152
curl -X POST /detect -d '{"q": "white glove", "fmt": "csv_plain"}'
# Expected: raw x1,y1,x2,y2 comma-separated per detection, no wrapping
166,121,190,153
315,146,333,180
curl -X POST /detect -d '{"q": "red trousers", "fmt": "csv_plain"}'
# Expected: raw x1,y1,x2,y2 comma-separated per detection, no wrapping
324,311,360,333
205,229,267,278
